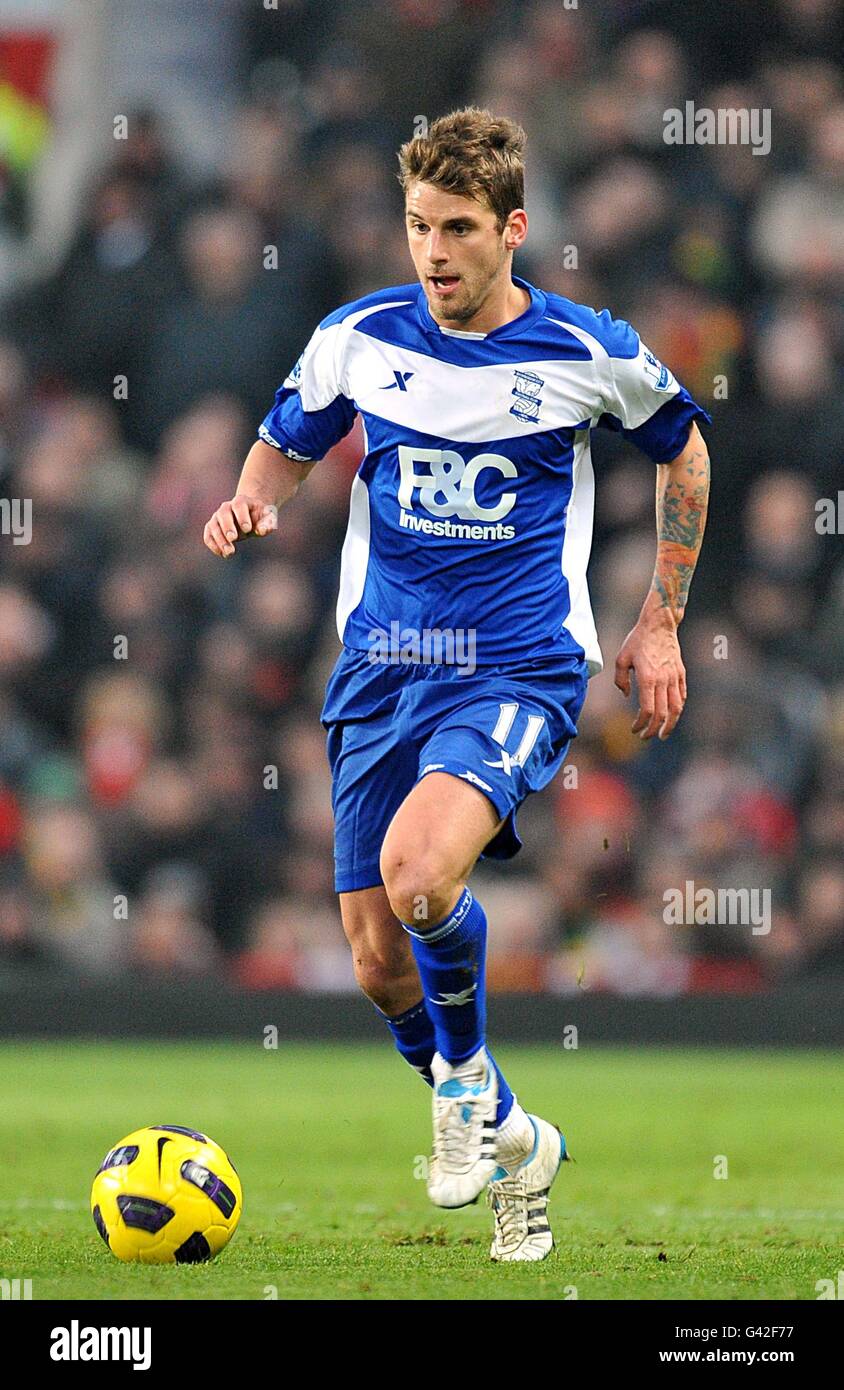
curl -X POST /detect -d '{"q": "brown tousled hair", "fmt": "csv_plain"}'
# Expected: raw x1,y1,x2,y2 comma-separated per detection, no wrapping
397,107,526,231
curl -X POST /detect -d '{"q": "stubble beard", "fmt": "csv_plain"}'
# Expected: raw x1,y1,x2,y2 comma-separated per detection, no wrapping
426,268,491,327
428,286,477,325
425,246,508,327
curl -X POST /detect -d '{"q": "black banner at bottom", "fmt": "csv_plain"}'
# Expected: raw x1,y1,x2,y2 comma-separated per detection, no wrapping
5,1298,839,1374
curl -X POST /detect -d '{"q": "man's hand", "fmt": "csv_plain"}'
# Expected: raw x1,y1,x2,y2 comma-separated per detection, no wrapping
614,599,687,741
203,495,278,558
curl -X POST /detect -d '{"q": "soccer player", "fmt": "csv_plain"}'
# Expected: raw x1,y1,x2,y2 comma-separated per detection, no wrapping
204,108,710,1262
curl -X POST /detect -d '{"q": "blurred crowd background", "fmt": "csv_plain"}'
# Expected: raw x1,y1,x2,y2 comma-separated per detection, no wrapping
0,0,842,995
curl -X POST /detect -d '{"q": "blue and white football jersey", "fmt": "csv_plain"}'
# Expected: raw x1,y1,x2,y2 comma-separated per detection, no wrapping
258,276,709,674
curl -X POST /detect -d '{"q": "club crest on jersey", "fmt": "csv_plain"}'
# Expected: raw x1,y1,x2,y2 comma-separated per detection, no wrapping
643,350,671,391
510,369,544,423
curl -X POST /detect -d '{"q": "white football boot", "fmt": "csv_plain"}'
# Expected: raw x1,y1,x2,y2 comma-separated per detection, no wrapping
427,1048,499,1208
487,1116,569,1262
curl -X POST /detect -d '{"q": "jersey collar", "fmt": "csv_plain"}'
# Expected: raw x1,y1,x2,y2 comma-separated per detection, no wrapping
415,274,547,341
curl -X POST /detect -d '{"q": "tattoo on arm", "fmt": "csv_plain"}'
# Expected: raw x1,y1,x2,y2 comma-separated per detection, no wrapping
653,448,710,618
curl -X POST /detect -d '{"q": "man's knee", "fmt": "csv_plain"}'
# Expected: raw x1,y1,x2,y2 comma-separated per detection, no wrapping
379,842,458,928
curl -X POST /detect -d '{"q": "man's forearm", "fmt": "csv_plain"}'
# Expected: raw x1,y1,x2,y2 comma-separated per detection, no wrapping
236,439,316,508
649,428,710,625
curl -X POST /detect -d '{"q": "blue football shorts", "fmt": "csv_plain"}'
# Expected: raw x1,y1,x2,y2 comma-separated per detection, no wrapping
321,644,589,894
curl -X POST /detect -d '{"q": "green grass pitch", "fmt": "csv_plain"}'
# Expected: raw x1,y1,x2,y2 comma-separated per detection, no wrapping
0,1041,841,1300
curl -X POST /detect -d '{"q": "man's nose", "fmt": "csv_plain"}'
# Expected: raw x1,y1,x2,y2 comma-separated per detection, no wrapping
427,230,449,264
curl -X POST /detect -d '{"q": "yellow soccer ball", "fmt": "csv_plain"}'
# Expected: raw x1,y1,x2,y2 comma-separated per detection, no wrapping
91,1125,242,1263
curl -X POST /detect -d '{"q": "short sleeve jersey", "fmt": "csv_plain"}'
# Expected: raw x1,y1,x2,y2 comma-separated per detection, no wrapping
258,276,710,673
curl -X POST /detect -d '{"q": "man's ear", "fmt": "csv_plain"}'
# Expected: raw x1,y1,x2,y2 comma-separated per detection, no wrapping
504,209,528,251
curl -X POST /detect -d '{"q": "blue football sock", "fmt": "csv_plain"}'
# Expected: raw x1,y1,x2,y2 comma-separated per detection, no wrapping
403,889,514,1128
487,1049,514,1127
400,888,515,1122
373,994,513,1122
375,998,435,1086
402,887,485,1064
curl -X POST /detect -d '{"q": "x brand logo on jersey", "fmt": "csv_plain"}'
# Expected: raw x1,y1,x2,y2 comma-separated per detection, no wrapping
258,424,314,462
381,370,414,390
428,983,478,1007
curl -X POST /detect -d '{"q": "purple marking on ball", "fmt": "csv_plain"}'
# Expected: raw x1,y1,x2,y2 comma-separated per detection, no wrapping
96,1144,139,1174
180,1160,237,1219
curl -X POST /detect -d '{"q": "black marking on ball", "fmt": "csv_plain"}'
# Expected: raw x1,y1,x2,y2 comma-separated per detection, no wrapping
92,1204,110,1248
174,1231,212,1263
157,1135,172,1177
